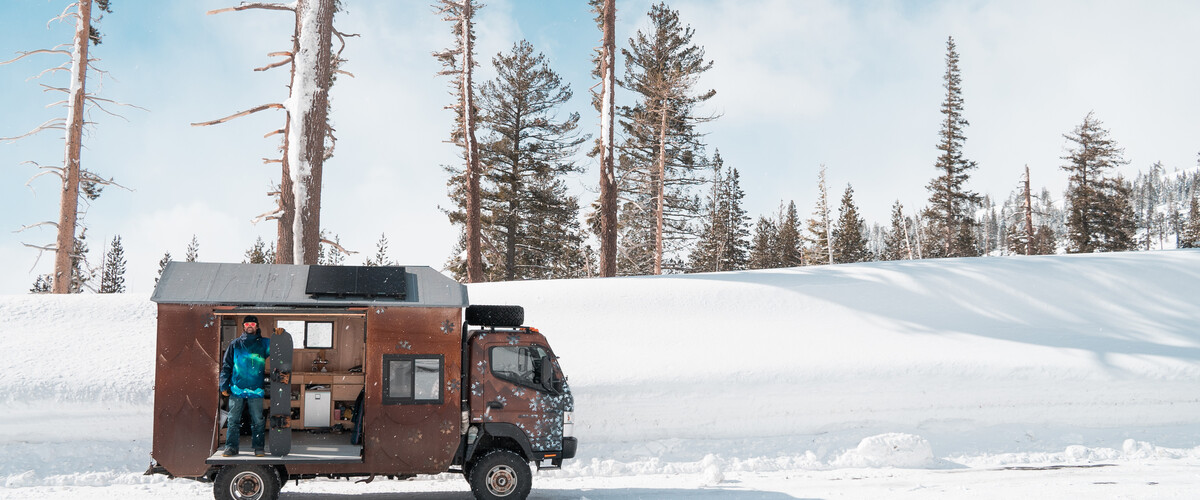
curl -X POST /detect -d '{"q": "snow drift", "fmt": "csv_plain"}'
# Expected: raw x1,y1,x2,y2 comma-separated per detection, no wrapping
2,250,1199,488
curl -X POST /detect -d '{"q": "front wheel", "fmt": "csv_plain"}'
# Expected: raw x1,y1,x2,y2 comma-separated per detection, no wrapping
467,449,532,500
213,464,280,500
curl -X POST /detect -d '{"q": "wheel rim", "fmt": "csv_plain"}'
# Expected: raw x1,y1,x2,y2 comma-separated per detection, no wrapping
485,464,519,497
229,470,264,500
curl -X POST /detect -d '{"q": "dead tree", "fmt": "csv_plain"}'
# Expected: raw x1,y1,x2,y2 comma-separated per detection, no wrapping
434,0,484,283
592,0,618,277
195,0,349,265
2,0,132,293
1022,165,1035,256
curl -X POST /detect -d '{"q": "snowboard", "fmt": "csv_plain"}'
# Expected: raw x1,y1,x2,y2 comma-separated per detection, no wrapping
268,327,294,456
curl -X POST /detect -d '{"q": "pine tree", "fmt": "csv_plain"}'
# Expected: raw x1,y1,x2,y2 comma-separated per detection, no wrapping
1033,225,1058,254
882,201,912,261
98,235,126,293
64,232,91,293
806,165,834,265
523,185,592,279
244,237,274,264
185,235,199,262
1181,196,1200,248
619,3,716,274
722,165,751,272
364,234,394,267
476,40,588,281
747,216,778,270
832,185,869,264
30,274,52,293
977,195,999,255
776,201,804,267
1061,112,1135,252
155,252,171,286
688,153,749,272
925,36,980,258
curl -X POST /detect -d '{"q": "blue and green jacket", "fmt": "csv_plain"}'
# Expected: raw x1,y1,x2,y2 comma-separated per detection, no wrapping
219,332,270,398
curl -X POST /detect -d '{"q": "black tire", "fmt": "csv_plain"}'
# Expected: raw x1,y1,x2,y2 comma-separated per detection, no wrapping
467,449,532,500
214,464,280,500
466,305,524,327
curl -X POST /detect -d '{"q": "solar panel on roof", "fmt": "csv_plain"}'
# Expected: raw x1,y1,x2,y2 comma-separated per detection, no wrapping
305,266,407,299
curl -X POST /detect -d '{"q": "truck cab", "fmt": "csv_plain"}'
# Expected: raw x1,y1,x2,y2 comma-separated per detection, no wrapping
146,262,575,500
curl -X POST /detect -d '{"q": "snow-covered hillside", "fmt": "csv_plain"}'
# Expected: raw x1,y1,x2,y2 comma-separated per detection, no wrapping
3,250,1199,498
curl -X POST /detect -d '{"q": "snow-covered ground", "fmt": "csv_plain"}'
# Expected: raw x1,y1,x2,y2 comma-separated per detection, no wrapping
2,250,1199,498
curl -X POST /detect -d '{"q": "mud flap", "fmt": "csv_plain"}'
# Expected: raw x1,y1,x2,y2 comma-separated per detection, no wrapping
269,328,293,456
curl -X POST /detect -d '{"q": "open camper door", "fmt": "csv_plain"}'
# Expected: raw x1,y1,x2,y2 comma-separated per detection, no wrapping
268,328,294,456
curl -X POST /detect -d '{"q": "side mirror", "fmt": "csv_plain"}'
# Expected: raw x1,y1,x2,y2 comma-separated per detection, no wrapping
539,361,564,395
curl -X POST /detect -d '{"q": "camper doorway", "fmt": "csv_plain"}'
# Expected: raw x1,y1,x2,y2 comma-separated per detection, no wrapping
214,309,367,462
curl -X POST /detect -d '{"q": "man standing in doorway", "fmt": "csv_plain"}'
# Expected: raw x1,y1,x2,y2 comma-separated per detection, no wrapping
220,315,270,457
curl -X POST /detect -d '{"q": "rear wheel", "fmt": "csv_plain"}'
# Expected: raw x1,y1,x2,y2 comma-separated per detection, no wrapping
213,464,280,500
467,449,532,500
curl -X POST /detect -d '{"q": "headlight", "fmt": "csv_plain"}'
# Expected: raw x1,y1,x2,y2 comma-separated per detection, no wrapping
563,411,574,437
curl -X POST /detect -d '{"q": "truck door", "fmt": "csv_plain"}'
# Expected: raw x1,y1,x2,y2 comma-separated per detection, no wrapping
470,335,569,453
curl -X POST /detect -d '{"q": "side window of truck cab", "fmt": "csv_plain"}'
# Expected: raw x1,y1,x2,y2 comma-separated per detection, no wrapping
490,345,556,392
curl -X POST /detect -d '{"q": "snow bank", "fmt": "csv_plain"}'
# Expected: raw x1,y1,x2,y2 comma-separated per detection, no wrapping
2,250,1199,488
832,434,935,468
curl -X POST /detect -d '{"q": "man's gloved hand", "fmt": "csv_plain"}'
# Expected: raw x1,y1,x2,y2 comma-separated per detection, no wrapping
222,390,230,397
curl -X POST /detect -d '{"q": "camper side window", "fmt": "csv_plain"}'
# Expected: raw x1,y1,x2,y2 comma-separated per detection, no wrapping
382,354,444,405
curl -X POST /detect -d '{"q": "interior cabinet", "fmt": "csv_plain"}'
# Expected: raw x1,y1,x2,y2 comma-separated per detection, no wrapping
289,373,364,429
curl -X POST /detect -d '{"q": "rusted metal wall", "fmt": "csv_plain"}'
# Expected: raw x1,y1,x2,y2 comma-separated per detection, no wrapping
152,304,220,477
360,306,463,474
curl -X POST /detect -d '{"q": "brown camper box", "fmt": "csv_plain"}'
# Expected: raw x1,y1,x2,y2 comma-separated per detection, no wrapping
146,262,576,500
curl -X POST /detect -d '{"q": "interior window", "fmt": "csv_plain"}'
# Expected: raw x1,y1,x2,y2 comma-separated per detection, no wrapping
382,354,443,405
305,322,334,349
275,320,334,349
277,320,305,338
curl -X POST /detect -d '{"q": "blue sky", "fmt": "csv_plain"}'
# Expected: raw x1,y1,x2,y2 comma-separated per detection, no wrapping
2,0,1199,294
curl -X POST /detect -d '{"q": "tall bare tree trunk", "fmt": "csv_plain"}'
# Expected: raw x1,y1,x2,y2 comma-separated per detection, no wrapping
286,0,335,265
1023,164,1035,256
654,105,668,275
506,170,519,281
277,124,294,264
462,0,483,282
818,165,834,265
598,0,618,277
53,0,92,293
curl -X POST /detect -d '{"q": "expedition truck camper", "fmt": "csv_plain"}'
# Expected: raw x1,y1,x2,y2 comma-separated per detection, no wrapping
146,262,576,500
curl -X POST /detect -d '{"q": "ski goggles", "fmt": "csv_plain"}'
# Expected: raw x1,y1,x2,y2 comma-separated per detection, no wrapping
243,322,258,327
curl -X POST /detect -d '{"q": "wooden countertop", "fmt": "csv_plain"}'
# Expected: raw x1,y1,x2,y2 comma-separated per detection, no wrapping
290,371,364,383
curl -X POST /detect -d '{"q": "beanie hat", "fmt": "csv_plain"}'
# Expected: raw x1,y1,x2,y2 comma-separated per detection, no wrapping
243,315,259,325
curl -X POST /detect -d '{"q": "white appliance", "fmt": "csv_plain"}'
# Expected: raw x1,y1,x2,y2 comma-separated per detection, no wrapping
305,390,331,428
